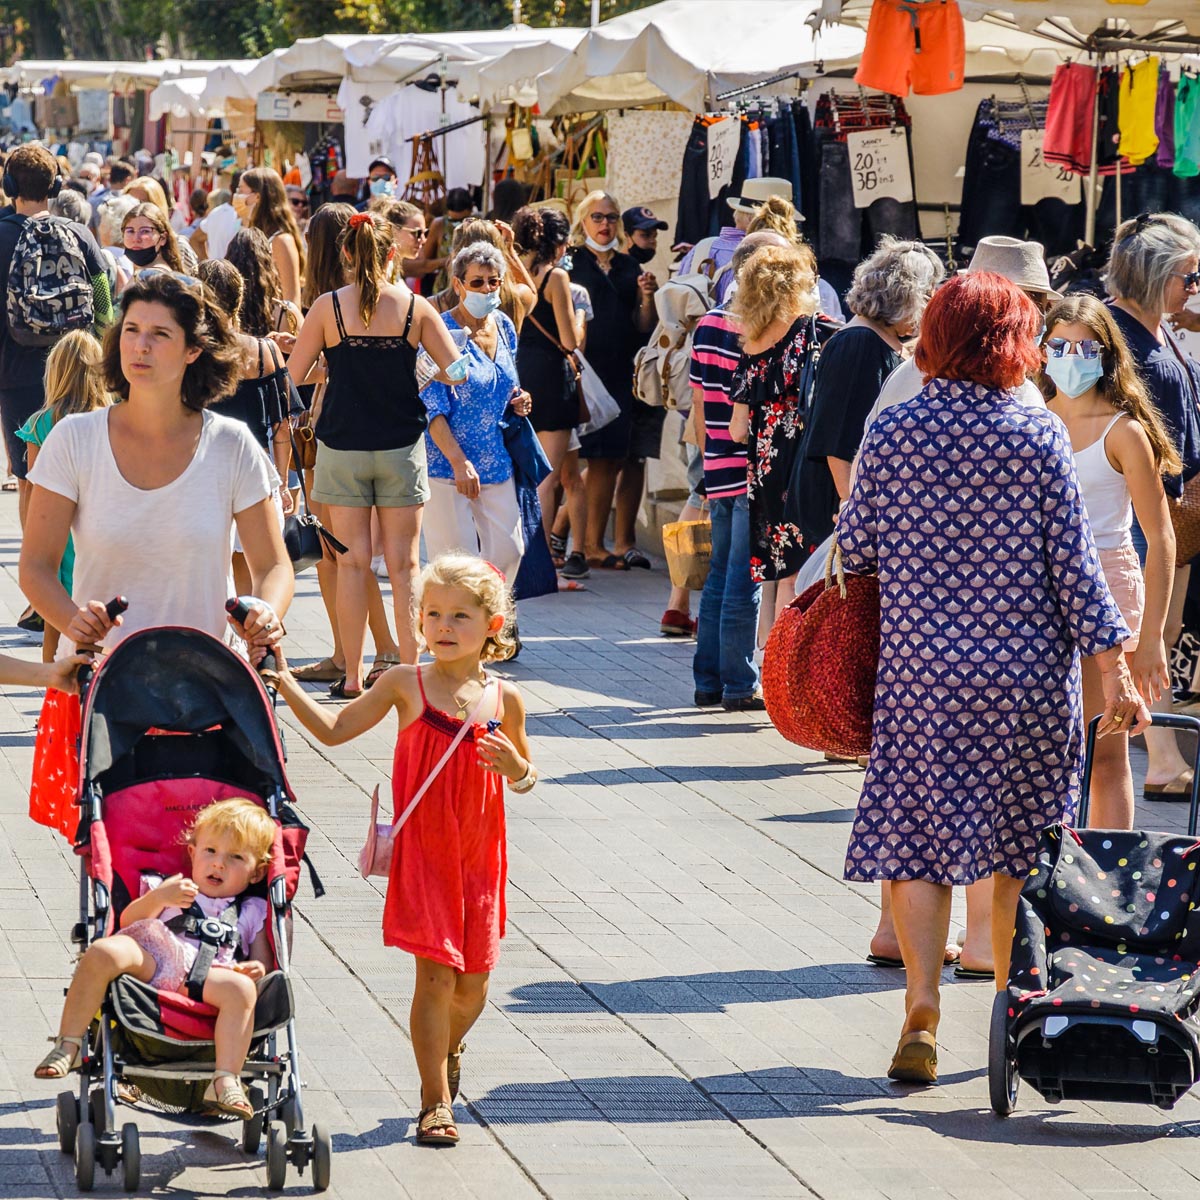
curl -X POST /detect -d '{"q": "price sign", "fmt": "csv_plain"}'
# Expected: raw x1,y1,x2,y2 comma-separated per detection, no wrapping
706,116,741,200
1020,129,1082,205
845,129,913,209
256,92,344,124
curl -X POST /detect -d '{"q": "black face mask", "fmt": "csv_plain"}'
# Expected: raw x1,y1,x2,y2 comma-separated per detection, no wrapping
628,244,656,265
125,244,160,267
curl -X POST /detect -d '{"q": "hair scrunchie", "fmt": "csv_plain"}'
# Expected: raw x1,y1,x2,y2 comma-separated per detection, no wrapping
348,211,372,228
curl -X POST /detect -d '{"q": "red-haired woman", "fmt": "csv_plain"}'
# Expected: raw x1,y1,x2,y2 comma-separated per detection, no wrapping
834,272,1149,1085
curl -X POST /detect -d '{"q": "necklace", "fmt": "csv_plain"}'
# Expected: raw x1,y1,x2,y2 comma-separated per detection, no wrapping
433,666,486,720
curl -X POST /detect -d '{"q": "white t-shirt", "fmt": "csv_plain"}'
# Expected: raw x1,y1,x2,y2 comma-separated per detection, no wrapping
198,203,241,262
29,409,273,655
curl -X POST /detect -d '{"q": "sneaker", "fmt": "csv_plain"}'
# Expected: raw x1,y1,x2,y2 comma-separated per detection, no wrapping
660,609,697,638
723,693,766,712
694,690,723,707
559,552,590,580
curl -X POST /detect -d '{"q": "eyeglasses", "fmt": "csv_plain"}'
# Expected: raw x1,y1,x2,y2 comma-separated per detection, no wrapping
1171,270,1200,291
587,213,619,225
1045,337,1104,360
123,227,160,243
135,267,201,289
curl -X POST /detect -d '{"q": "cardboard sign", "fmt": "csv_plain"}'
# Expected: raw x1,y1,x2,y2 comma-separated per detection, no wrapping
846,128,913,209
706,116,741,199
1020,129,1082,205
256,92,344,124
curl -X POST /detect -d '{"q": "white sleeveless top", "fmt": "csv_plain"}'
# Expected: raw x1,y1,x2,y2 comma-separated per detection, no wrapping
1071,412,1131,551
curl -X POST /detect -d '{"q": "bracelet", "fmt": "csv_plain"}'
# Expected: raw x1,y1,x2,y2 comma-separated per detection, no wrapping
509,761,538,794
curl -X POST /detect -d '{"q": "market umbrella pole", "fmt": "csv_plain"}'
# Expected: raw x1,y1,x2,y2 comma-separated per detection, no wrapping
1084,63,1101,248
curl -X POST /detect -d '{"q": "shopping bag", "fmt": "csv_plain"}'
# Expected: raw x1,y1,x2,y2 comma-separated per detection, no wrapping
576,351,620,436
662,519,712,591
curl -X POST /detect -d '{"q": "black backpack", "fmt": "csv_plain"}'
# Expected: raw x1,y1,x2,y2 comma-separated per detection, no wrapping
5,213,94,346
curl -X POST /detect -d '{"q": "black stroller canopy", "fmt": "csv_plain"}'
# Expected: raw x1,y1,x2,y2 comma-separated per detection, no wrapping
82,628,286,786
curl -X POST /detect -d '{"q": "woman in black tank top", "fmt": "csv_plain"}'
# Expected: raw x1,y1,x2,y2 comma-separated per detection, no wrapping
285,211,463,696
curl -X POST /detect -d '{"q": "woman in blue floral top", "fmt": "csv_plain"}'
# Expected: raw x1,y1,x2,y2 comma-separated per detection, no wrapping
422,241,533,581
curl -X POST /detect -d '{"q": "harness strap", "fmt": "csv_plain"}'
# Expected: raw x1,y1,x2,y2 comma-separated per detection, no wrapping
165,898,241,1002
331,290,348,340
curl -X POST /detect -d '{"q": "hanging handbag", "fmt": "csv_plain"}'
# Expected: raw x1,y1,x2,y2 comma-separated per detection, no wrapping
358,683,494,878
282,424,347,572
762,539,880,758
525,311,590,426
1165,332,1200,567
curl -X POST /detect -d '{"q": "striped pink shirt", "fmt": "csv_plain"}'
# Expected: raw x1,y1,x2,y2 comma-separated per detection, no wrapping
690,308,746,499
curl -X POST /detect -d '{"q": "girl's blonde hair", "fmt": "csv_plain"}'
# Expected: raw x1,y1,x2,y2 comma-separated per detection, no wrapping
414,552,517,664
125,175,171,219
1042,293,1183,475
570,190,626,251
40,330,110,424
730,244,818,343
340,211,394,327
746,195,802,245
187,797,275,870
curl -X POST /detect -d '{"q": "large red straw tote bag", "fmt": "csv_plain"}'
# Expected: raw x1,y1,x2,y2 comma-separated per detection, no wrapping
762,542,880,758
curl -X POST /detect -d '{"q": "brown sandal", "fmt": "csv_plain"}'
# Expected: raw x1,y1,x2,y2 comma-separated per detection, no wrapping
34,1036,83,1079
416,1102,459,1146
887,1031,938,1084
203,1072,255,1120
447,1042,465,1102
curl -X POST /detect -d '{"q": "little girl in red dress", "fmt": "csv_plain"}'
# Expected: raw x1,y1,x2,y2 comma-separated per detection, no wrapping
271,553,535,1147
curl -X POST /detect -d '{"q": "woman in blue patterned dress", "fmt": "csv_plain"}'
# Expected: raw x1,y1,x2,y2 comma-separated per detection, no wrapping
835,273,1150,1084
422,242,532,583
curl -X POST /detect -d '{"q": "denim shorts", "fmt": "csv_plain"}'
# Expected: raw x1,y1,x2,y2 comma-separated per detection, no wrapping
312,440,430,508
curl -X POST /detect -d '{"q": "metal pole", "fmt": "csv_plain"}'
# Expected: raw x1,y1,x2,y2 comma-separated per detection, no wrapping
591,0,600,27
1084,59,1101,248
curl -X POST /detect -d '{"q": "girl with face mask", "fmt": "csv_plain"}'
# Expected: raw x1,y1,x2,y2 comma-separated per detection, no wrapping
1043,293,1181,828
121,204,185,272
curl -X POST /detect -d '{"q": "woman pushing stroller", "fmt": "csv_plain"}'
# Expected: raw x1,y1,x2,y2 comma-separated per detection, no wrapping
35,798,274,1120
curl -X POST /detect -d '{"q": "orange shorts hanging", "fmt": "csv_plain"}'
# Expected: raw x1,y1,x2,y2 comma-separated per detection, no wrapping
30,688,82,840
854,0,966,98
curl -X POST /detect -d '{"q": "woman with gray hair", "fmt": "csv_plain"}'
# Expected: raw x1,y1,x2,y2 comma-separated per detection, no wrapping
798,236,945,554
1107,212,1200,798
421,241,533,583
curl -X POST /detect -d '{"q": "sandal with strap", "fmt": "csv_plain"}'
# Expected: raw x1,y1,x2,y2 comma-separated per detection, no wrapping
34,1035,83,1079
416,1102,459,1146
447,1042,465,1102
203,1071,254,1120
292,657,345,684
365,655,403,689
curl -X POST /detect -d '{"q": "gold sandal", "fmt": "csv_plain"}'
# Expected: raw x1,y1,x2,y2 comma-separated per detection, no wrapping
34,1036,83,1079
416,1102,459,1146
887,1030,938,1084
447,1042,465,1102
203,1071,254,1120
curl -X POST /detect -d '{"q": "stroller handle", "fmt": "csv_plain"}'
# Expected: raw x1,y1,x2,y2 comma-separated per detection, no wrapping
1079,713,1200,835
226,597,279,676
75,596,128,694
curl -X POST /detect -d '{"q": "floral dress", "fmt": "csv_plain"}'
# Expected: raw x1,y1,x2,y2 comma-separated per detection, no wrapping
731,315,814,582
836,380,1131,885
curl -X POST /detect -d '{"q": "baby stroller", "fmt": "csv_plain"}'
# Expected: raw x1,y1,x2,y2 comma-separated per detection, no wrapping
990,713,1200,1116
54,624,329,1191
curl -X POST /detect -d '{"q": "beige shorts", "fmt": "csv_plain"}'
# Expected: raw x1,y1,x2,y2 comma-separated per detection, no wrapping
1099,541,1144,654
311,440,429,508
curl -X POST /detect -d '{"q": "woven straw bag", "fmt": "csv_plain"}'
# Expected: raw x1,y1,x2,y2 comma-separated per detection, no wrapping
762,541,880,758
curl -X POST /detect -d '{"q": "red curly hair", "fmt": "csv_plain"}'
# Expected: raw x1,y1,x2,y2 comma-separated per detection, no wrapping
915,272,1042,391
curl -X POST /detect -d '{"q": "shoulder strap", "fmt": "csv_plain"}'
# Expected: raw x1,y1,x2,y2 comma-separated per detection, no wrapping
331,290,347,340
416,664,428,705
526,310,573,363
403,292,416,338
391,682,493,835
266,338,283,373
1100,411,1126,440
256,338,265,376
1163,326,1200,408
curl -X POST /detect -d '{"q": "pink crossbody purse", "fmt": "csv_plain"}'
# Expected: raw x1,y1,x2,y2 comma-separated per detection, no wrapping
358,682,494,879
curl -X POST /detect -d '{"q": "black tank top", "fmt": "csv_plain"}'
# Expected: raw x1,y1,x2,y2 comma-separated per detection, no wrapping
519,269,561,357
314,289,423,451
210,339,291,453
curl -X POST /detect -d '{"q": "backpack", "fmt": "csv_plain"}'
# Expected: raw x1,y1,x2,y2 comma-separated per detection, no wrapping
5,214,95,347
633,259,732,412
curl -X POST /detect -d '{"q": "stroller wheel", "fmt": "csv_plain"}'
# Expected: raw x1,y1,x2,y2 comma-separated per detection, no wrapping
988,991,1019,1117
121,1124,140,1191
55,1091,79,1155
312,1123,332,1192
75,1120,96,1192
242,1084,266,1155
265,1120,288,1191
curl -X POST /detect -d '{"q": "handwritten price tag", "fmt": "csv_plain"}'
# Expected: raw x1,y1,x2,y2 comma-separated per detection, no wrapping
1020,130,1081,205
845,129,913,209
706,117,741,200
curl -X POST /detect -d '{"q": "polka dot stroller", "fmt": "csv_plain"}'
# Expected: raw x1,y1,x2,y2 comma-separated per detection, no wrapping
990,713,1200,1116
53,626,330,1191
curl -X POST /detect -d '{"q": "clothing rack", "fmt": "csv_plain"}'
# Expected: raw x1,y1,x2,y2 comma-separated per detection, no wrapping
715,69,814,104
408,109,489,145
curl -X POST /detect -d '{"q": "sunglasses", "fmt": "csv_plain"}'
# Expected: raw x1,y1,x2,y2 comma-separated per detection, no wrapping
1172,270,1200,290
1045,337,1103,360
289,198,309,210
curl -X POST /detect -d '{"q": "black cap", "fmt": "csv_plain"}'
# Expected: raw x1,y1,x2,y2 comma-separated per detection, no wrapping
622,205,668,233
367,156,397,176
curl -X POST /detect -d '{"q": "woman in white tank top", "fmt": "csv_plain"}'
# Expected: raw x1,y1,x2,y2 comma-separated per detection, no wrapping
1044,295,1181,828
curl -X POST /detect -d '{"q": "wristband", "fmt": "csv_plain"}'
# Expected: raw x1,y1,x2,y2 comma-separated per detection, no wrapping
509,761,538,794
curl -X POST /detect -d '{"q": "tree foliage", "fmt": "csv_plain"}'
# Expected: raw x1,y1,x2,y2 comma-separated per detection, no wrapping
0,0,653,61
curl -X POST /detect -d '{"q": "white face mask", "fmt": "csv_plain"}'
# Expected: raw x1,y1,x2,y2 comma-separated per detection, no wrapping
584,235,612,254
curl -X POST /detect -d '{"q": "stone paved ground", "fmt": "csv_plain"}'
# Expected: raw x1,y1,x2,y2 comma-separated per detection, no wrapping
3,494,1200,1198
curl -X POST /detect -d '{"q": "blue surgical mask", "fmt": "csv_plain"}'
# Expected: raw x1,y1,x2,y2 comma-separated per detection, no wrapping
370,177,395,197
1045,353,1104,398
462,289,501,319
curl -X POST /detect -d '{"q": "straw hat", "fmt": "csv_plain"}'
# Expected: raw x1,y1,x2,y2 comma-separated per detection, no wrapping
962,236,1061,299
727,176,793,215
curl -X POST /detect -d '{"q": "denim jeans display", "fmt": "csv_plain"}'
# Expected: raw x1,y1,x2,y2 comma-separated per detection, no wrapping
674,116,751,248
693,496,762,701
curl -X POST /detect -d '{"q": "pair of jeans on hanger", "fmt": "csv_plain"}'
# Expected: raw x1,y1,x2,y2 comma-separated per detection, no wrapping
816,134,918,264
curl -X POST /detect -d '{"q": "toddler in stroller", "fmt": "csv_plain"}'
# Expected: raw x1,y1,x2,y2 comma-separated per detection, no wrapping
36,798,273,1121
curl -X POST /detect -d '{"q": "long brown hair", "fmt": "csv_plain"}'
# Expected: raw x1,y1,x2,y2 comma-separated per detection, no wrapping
243,166,307,281
303,201,353,310
1042,293,1183,475
122,202,182,271
225,228,279,338
339,211,393,326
